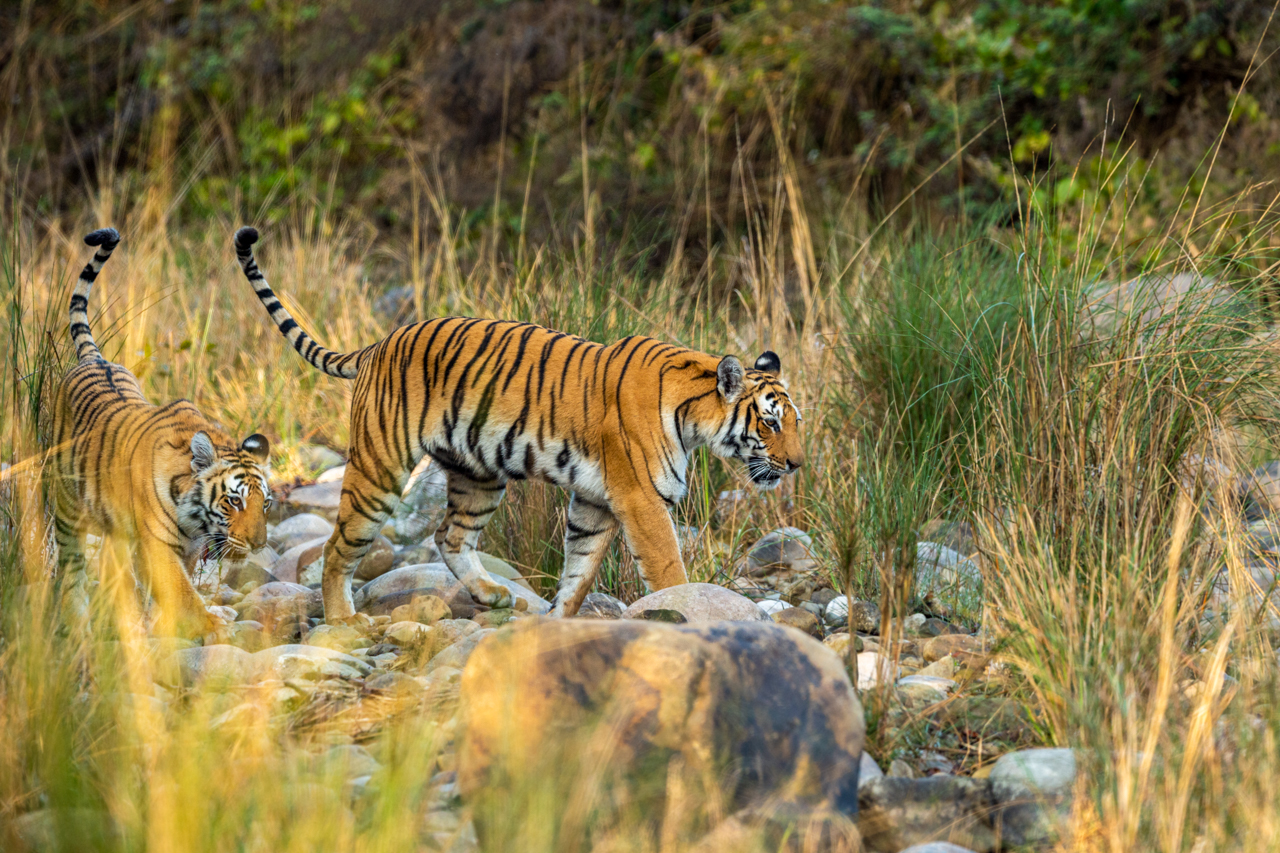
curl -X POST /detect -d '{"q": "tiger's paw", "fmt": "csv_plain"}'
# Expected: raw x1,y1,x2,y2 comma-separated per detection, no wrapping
472,580,513,609
327,612,375,634
201,605,236,644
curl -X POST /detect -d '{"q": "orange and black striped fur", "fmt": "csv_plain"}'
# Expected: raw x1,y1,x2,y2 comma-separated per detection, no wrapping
48,228,273,637
235,226,803,619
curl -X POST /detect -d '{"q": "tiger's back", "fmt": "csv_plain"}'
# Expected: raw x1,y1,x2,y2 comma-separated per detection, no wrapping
49,229,273,637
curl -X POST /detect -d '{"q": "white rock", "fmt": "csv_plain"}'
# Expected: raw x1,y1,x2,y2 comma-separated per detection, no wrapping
756,599,790,617
316,464,346,484
855,652,899,690
859,751,884,788
897,674,957,697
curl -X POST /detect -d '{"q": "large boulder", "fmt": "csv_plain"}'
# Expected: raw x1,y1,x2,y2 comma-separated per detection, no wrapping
622,583,770,624
458,619,865,849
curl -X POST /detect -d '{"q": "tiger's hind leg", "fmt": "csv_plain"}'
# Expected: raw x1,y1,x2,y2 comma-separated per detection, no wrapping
320,460,407,622
550,494,619,617
435,473,513,609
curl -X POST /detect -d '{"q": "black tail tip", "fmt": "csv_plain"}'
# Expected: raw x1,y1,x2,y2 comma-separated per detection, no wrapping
234,226,259,249
84,228,120,248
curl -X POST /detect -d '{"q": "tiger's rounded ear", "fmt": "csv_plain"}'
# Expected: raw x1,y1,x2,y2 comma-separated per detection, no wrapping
240,433,270,463
717,355,744,403
754,351,781,376
190,432,217,473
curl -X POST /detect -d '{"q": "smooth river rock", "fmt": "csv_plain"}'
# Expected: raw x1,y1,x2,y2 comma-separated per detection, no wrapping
458,618,864,849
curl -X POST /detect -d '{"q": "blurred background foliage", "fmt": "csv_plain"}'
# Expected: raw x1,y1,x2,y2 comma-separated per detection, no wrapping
4,0,1277,259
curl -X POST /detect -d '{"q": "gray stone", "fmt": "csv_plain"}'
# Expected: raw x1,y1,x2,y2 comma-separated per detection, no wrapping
989,748,1077,847
622,583,770,624
427,628,496,671
384,621,433,646
312,744,382,778
577,592,626,619
811,588,841,608
158,644,252,687
225,620,270,652
354,563,550,615
305,624,370,653
915,542,983,622
354,563,458,608
352,535,397,582
287,480,343,511
273,536,329,584
397,539,442,566
386,459,448,543
772,606,822,638
825,595,880,628
389,594,451,625
295,443,345,473
858,775,996,852
272,513,335,550
237,581,323,623
220,560,279,591
859,752,884,789
743,526,816,576
250,644,374,682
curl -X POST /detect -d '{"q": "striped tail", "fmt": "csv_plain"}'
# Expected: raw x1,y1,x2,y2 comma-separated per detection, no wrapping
71,228,120,363
233,227,363,380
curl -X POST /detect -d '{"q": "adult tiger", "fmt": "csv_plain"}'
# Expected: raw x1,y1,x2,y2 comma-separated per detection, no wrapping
234,226,803,619
48,228,273,637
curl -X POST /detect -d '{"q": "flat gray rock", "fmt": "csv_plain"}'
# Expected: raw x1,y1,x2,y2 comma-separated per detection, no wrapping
622,583,769,623
249,644,373,681
990,747,1077,847
159,644,253,687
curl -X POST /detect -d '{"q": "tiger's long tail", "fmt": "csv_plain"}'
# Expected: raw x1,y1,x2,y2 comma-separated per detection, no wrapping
233,227,364,379
71,228,120,363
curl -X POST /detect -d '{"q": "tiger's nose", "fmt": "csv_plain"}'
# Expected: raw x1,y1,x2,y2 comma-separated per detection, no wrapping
786,458,802,472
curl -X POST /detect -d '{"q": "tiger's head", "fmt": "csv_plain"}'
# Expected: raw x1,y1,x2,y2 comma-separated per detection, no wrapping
178,431,273,562
708,351,804,490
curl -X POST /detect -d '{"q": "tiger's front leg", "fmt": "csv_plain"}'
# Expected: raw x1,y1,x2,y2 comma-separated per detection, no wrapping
550,493,619,617
137,536,222,638
435,472,513,609
610,490,688,594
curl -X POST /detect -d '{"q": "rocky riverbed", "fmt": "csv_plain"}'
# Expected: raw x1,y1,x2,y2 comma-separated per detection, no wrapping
32,447,1280,851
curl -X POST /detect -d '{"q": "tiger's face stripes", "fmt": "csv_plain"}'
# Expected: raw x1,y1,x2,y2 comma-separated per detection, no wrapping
707,352,804,490
234,228,805,621
49,228,273,638
178,433,273,562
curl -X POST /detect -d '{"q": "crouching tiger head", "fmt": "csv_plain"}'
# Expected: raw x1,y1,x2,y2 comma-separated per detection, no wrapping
179,432,273,562
708,351,804,490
